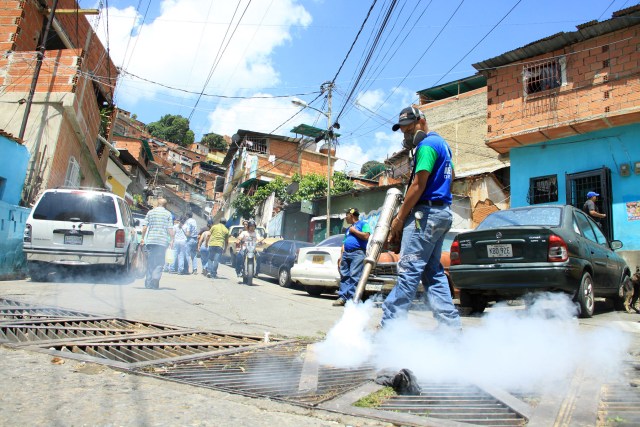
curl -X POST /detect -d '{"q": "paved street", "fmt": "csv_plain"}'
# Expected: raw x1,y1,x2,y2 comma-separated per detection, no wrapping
2,263,640,426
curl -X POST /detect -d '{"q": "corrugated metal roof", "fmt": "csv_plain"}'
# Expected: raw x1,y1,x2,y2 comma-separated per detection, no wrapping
418,74,486,101
0,129,23,144
473,5,640,71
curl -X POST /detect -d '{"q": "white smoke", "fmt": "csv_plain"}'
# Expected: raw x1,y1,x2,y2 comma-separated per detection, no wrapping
316,293,630,393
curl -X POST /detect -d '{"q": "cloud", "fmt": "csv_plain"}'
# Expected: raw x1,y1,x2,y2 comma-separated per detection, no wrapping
92,0,312,110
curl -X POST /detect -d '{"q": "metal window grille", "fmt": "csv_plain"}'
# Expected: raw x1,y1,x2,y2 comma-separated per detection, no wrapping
63,157,81,188
528,175,558,204
523,57,564,96
245,137,268,154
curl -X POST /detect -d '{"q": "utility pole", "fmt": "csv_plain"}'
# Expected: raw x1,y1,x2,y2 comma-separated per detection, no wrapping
322,81,334,239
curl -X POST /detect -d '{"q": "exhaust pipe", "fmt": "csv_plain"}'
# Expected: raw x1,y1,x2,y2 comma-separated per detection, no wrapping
353,188,403,303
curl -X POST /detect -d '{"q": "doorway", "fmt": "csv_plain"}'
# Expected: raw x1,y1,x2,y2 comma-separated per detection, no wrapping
565,167,612,240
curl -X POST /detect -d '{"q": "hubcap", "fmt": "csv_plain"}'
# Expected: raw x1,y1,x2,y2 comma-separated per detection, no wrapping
279,270,287,285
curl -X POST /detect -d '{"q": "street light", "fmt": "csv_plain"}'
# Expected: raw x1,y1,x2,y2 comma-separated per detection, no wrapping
291,84,334,238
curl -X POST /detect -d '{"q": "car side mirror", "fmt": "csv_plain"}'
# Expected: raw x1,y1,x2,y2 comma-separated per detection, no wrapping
610,240,623,250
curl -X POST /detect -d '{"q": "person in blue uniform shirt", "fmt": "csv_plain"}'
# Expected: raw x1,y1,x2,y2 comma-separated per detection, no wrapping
334,208,371,306
381,106,461,330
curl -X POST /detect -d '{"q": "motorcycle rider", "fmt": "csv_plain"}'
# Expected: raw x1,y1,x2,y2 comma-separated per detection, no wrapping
235,219,264,278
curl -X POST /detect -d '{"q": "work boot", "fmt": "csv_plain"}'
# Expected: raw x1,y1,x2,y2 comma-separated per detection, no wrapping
332,298,346,307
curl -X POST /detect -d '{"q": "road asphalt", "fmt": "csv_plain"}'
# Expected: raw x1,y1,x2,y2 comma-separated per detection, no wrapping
2,262,640,426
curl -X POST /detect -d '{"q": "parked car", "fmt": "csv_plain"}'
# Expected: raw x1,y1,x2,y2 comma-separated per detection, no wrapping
23,188,139,281
257,240,314,287
290,229,466,298
226,225,281,265
449,205,630,318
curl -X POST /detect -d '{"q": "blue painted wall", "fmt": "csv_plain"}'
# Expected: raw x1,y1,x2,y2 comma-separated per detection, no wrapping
0,201,30,279
510,123,640,250
0,135,29,205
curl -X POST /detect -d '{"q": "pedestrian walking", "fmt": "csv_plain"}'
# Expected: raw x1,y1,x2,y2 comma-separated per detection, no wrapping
380,106,460,330
197,219,213,275
140,198,174,290
207,218,229,279
173,216,189,274
184,212,199,274
333,208,371,306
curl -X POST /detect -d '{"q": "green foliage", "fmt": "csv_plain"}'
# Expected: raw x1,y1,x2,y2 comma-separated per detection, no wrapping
361,160,386,179
147,114,195,147
132,194,143,205
231,193,256,220
201,133,228,150
332,171,355,195
353,387,397,408
99,105,114,138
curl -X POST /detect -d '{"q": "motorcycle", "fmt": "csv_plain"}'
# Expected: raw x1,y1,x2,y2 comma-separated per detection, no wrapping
242,238,258,286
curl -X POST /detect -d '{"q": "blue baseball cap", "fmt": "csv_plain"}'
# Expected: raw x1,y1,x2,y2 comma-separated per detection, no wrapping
587,191,599,198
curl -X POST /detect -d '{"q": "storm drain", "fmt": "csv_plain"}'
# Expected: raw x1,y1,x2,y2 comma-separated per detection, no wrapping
597,358,640,426
0,298,32,307
377,383,528,426
0,317,181,344
138,341,375,406
0,306,98,322
35,331,282,369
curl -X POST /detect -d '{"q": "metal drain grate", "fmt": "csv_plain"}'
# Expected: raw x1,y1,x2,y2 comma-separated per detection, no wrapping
0,298,33,308
38,331,281,369
139,342,375,406
0,307,98,322
597,358,640,427
0,317,180,344
378,383,528,426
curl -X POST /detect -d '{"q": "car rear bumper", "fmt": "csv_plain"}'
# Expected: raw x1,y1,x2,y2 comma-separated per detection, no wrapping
450,262,582,294
291,265,340,289
24,248,126,266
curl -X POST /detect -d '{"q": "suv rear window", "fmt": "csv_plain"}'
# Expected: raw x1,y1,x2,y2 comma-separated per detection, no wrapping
33,192,118,224
477,207,562,229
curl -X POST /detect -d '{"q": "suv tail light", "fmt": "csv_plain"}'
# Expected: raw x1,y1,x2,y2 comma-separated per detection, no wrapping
450,240,461,265
548,234,568,262
23,224,32,243
115,229,125,248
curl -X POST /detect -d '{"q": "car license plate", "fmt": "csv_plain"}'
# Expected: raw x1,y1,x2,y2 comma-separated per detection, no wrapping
64,234,83,245
487,244,512,257
312,255,324,264
365,283,383,291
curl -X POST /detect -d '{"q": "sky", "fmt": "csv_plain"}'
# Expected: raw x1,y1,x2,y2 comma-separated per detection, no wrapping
83,0,636,173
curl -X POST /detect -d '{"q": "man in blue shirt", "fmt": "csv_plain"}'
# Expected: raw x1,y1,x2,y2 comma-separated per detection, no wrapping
381,106,461,330
334,208,371,306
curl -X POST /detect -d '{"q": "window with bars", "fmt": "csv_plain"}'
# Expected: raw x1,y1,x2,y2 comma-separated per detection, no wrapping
523,57,566,96
245,137,268,154
64,157,81,188
528,175,558,204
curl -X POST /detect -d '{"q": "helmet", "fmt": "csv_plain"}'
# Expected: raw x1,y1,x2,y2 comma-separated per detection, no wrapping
247,219,256,227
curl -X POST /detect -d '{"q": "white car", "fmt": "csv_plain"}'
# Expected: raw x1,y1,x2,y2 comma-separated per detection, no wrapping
23,188,139,281
290,234,344,295
290,229,469,297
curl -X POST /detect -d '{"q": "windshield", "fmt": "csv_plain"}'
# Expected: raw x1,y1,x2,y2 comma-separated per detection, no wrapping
317,234,344,247
32,192,118,224
477,207,562,229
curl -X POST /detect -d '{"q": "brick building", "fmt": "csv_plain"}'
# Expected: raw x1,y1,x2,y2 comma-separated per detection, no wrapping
218,129,331,229
472,6,640,266
0,1,118,203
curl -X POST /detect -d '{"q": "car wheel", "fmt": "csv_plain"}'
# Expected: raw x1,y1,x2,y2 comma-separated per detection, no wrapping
459,290,487,314
119,249,132,277
305,286,323,296
28,263,50,282
278,268,291,288
575,271,595,318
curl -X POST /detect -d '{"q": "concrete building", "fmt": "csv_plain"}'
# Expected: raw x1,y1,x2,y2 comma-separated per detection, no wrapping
0,0,118,203
472,5,640,267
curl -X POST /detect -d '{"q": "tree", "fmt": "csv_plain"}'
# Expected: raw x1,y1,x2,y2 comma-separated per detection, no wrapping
201,133,228,150
360,160,386,179
147,114,195,147
288,172,355,202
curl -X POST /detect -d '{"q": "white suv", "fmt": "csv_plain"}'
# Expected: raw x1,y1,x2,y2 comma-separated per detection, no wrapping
23,188,139,281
